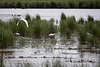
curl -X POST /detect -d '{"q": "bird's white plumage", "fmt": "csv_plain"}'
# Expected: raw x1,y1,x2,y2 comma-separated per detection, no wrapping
17,18,29,27
49,33,55,37
15,33,20,36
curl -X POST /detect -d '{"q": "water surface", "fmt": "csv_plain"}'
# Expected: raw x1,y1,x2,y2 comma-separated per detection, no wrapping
0,9,100,21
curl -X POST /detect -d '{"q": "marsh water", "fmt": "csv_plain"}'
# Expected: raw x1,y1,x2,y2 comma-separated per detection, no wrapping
0,9,100,67
0,33,100,67
0,9,100,21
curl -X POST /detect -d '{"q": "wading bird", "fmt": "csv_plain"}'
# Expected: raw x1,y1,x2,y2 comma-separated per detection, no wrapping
15,18,29,36
49,33,55,38
17,18,29,27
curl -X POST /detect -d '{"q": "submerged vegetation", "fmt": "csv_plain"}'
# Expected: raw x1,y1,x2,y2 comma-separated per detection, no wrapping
0,0,100,8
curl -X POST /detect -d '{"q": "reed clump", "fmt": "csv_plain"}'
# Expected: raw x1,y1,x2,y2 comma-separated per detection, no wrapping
60,13,78,39
77,17,100,48
0,20,14,48
9,18,19,34
25,14,31,21
24,14,57,38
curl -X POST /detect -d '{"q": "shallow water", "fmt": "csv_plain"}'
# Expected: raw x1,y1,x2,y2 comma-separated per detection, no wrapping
0,9,100,67
0,33,100,67
0,9,100,22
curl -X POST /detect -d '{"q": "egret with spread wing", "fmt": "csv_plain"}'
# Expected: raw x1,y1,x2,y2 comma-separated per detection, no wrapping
17,18,29,27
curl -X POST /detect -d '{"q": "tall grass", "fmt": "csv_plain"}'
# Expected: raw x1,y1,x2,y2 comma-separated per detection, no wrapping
9,18,19,34
78,18,84,24
25,14,31,21
67,16,77,32
36,14,41,20
31,19,56,38
0,21,14,48
60,13,78,39
24,14,56,38
88,15,94,22
78,19,100,48
60,13,66,21
41,20,50,38
78,28,88,44
60,13,100,48
32,20,41,38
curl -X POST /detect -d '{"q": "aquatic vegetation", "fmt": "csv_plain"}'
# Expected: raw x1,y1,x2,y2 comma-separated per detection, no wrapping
0,20,9,29
0,26,14,48
32,20,41,38
0,13,100,67
41,20,51,37
9,18,19,34
88,15,94,22
0,20,15,48
65,28,71,39
36,14,41,20
78,17,84,24
19,38,25,47
31,19,56,38
25,14,31,21
78,20,100,48
0,13,100,49
78,29,88,44
67,16,77,32
60,15,78,39
49,22,55,33
60,13,66,21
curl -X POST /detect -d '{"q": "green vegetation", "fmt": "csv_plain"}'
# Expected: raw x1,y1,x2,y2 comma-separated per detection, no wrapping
0,51,14,53
77,17,100,48
0,14,57,48
88,15,94,22
19,38,25,47
60,13,100,48
78,18,84,24
78,29,88,44
60,13,78,39
25,14,31,21
0,0,100,8
31,19,56,38
0,20,14,48
0,13,100,49
60,13,67,21
9,18,19,34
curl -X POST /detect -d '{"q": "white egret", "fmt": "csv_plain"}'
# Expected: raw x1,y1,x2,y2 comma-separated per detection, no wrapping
49,33,55,37
49,33,55,38
15,33,20,36
17,18,29,27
